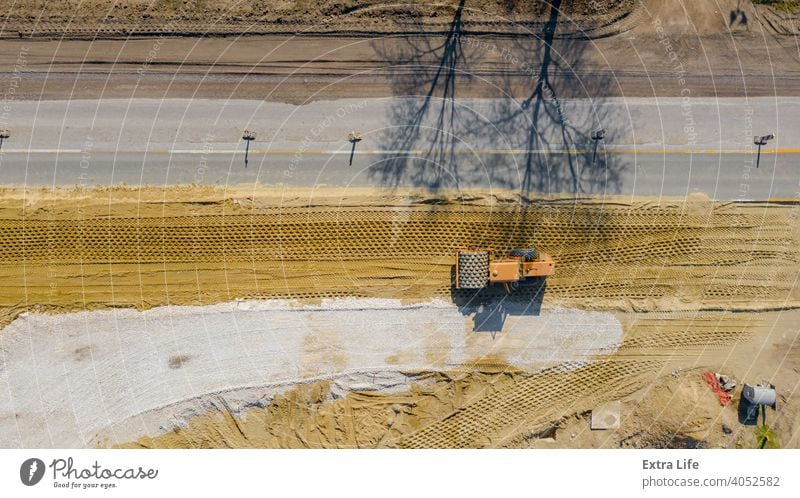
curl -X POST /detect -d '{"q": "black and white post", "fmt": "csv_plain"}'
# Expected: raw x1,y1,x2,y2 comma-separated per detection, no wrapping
590,129,605,167
348,131,362,166
0,129,9,152
242,130,256,169
753,134,774,169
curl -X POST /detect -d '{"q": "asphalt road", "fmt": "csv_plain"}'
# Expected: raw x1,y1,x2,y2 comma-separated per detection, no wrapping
0,98,797,199
0,149,792,200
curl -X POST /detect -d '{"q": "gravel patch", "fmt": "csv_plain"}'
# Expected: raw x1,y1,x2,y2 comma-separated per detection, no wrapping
0,299,621,447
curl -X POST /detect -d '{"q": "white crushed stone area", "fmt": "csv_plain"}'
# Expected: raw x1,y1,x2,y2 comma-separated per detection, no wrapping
0,298,622,447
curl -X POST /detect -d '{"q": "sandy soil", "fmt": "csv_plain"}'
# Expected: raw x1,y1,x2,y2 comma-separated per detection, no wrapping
0,186,798,332
0,185,797,448
1,0,636,37
2,1,795,38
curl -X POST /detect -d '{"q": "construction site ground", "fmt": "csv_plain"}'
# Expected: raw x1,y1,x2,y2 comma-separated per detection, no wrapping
0,186,798,448
2,0,800,450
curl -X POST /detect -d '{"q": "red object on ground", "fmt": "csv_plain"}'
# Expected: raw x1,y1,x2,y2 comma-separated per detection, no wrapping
702,371,731,406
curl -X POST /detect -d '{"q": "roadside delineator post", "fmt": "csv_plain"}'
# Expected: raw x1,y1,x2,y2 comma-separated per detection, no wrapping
242,130,256,169
0,129,9,151
348,131,362,166
590,129,605,166
753,134,774,169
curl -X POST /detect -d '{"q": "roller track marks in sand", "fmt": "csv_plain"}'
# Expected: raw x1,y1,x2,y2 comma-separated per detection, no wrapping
0,197,797,323
389,312,765,448
391,360,663,448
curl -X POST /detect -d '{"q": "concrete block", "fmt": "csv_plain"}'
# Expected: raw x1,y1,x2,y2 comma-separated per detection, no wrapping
591,401,621,430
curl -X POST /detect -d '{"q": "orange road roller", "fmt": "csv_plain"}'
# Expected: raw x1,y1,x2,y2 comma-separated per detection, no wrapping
455,247,555,292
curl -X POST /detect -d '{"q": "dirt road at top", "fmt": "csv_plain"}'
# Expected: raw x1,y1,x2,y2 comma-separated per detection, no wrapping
4,33,798,102
2,1,799,102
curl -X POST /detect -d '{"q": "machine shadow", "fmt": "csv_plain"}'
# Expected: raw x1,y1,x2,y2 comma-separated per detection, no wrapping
449,266,545,334
737,397,761,426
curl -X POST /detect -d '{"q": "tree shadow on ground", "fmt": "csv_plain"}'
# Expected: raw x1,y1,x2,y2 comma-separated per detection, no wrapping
369,0,468,189
371,2,628,320
369,0,629,196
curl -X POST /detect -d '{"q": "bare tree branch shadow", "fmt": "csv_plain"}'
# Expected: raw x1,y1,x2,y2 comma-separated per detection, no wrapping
370,0,629,196
371,2,630,326
370,0,468,189
480,0,627,196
